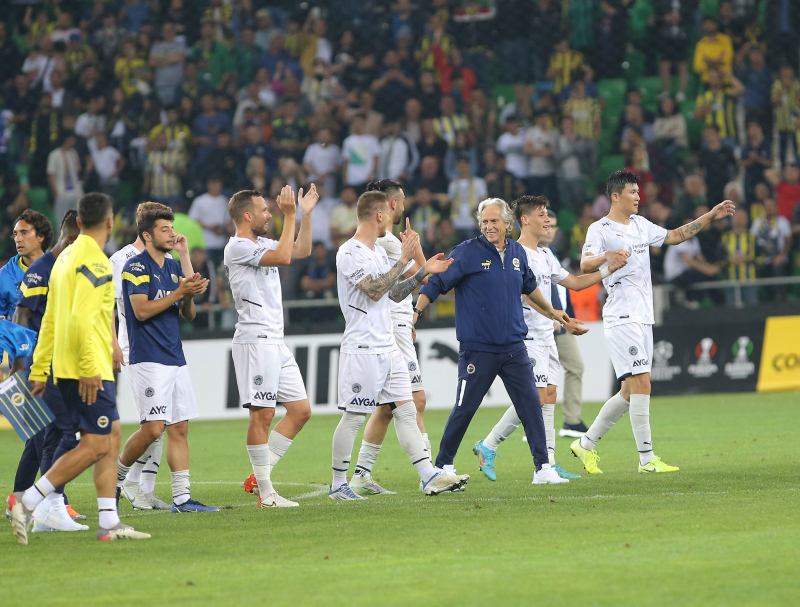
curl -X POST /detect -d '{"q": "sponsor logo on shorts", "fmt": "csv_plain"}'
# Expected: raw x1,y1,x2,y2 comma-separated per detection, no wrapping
149,406,167,415
408,362,417,371
349,397,376,408
352,383,362,393
535,373,548,384
632,359,650,368
688,337,718,378
629,346,638,356
11,393,24,407
145,387,155,397
254,375,263,385
411,375,421,384
97,416,109,429
467,363,476,374
254,391,277,401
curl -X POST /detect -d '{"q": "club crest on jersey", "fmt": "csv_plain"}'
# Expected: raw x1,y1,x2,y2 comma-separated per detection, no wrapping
512,258,520,271
467,363,476,374
97,416,109,429
254,375,263,385
145,387,155,397
481,260,491,270
629,346,638,356
408,362,417,371
352,383,362,393
171,274,178,283
11,393,24,407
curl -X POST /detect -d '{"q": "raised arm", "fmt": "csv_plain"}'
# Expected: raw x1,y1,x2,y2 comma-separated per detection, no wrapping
292,184,319,260
257,185,297,267
663,200,735,245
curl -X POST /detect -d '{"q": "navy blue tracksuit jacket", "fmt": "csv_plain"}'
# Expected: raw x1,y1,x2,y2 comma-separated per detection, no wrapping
420,235,548,469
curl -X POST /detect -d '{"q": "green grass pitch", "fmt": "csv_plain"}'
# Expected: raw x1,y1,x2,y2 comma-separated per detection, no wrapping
1,391,799,606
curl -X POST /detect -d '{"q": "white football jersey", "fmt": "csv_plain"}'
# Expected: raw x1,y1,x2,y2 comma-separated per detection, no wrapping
582,215,668,328
523,244,569,346
336,238,396,354
376,231,415,325
110,243,142,362
224,236,284,344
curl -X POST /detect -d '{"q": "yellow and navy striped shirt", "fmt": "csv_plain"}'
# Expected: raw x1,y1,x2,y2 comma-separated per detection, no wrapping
563,96,601,141
30,235,115,382
722,231,761,281
696,87,738,140
548,50,585,97
146,147,186,199
433,114,470,147
771,79,800,132
149,123,192,149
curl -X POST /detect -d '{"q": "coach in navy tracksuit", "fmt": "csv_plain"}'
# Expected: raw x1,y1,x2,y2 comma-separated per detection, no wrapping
413,198,569,472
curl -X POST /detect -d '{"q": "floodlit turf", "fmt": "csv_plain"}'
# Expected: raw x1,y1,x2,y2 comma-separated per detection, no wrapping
1,392,799,605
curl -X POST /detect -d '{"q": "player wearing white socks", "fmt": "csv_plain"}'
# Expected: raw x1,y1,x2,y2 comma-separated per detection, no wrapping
571,170,734,473
226,185,319,508
110,202,180,510
348,180,435,496
474,196,624,484
330,190,468,500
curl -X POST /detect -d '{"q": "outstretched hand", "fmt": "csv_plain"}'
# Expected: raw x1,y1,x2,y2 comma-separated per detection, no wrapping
277,184,297,216
298,183,319,214
710,199,735,220
424,252,453,275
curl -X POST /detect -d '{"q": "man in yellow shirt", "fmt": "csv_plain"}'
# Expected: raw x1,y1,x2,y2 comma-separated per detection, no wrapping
8,193,151,545
693,18,734,84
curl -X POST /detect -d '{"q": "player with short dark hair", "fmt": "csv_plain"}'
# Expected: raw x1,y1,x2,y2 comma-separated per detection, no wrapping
9,192,151,544
571,170,734,474
0,210,53,320
116,206,216,513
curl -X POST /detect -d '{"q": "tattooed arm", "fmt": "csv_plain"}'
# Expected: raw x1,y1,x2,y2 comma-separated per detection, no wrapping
355,259,410,302
389,265,428,302
663,200,736,245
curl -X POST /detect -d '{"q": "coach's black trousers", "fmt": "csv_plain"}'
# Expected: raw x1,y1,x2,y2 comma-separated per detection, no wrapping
435,347,548,470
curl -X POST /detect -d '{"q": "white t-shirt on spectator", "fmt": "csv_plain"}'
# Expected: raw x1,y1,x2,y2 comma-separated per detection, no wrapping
495,130,527,179
46,147,83,199
342,133,381,185
89,142,122,185
189,193,230,250
525,126,557,177
303,142,342,196
663,238,701,282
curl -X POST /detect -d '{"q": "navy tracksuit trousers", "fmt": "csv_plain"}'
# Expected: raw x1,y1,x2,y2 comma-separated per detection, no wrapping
435,347,548,470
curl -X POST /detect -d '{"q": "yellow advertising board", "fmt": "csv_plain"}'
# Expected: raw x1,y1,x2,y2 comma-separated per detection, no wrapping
757,316,800,392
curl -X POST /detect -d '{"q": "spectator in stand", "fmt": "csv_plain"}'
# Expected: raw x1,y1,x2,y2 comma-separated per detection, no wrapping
693,17,734,84
408,186,442,255
415,71,443,120
438,48,477,107
554,116,587,211
371,49,416,120
343,90,384,138
241,123,278,176
75,96,106,140
259,33,302,82
495,114,528,182
664,212,722,308
652,96,687,184
341,114,380,190
205,130,243,190
149,106,192,151
193,92,231,170
771,63,800,167
448,153,488,241
271,99,310,163
232,27,260,88
254,9,281,53
434,95,470,148
694,68,745,150
497,0,532,84
0,22,22,89
190,19,231,91
303,128,342,199
429,216,460,259
299,241,336,300
378,118,419,182
563,77,601,144
483,150,519,203
87,131,125,199
699,124,737,205
591,181,611,219
750,181,771,223
735,44,773,137
669,173,708,229
653,0,693,101
620,105,655,155
143,130,186,208
751,197,792,300
417,118,449,165
547,36,584,98
764,0,800,71
189,175,233,267
765,164,800,220
532,0,563,83
302,60,339,111
149,21,187,107
525,109,558,206
722,209,761,306
48,69,75,113
415,14,456,75
47,131,84,223
738,121,772,202
498,84,534,128
391,0,423,47
444,130,479,180
569,204,594,261
245,156,268,193
329,185,359,249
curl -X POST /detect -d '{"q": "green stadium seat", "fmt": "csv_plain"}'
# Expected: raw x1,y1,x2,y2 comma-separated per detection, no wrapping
27,188,56,227
15,164,29,184
598,79,627,108
599,155,626,180
117,181,134,207
680,101,704,147
701,0,719,17
558,208,577,237
623,49,646,82
635,76,662,111
492,84,516,108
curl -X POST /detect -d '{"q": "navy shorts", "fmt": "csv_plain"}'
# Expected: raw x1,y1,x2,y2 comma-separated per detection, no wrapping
57,379,119,436
44,375,75,433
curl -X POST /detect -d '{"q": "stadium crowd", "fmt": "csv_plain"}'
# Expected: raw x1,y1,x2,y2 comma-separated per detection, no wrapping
1,0,799,320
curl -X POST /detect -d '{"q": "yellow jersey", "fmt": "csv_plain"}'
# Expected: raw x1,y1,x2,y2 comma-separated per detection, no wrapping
30,235,115,383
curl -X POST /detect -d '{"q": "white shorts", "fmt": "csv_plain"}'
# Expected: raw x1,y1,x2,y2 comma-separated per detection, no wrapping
338,348,413,413
128,362,199,424
393,321,423,391
232,342,307,408
525,342,562,388
605,323,654,380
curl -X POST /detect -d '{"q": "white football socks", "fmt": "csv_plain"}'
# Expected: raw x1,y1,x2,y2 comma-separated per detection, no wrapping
22,476,55,511
171,470,190,505
354,441,381,478
97,497,119,529
629,394,654,466
421,432,432,457
331,412,365,488
392,402,434,483
581,392,630,451
267,431,292,475
247,444,273,495
542,403,556,466
140,435,163,495
484,405,521,451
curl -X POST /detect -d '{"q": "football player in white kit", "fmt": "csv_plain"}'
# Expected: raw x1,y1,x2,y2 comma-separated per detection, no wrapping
473,195,627,482
571,170,734,474
330,189,468,500
110,202,191,510
225,185,318,508
346,180,432,496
